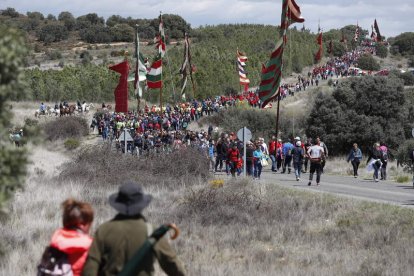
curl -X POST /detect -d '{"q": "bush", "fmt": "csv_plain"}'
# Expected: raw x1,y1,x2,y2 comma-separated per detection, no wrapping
376,44,388,58
357,54,380,71
395,139,414,170
306,77,408,155
46,50,62,60
64,138,80,150
37,23,69,43
399,72,414,86
58,144,210,188
43,117,89,141
396,175,410,183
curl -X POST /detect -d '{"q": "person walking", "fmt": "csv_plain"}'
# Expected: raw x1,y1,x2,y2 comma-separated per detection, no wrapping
366,143,383,182
347,143,363,178
316,137,328,173
292,141,305,181
227,143,240,177
302,138,312,173
307,140,325,186
83,181,185,276
253,143,264,180
214,138,224,172
379,142,388,180
245,141,255,176
268,135,278,172
281,139,294,174
44,199,94,276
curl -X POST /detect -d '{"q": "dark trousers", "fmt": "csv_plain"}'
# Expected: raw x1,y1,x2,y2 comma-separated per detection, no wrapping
246,160,253,176
215,155,223,171
351,160,360,176
309,162,322,184
381,161,387,180
282,155,292,173
303,157,309,172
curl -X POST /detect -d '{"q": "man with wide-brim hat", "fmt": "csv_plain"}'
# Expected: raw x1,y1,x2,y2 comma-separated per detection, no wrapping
83,181,186,276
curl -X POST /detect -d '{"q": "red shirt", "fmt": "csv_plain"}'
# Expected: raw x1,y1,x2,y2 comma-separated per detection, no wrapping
227,148,240,162
50,228,92,276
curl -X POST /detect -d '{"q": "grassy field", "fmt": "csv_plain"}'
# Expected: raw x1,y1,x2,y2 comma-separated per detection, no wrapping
2,103,414,275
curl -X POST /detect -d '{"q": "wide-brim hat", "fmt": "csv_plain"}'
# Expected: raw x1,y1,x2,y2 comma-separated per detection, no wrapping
109,181,152,216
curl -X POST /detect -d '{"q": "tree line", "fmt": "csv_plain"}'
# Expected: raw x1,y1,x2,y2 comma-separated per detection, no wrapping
0,8,190,43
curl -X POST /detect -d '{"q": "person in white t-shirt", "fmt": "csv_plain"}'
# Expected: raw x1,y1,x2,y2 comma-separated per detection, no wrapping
307,141,325,186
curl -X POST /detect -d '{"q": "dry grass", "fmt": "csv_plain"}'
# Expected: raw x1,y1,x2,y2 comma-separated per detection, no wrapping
2,120,414,275
324,157,411,181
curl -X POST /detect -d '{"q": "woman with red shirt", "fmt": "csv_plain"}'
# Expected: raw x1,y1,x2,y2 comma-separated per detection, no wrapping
227,143,240,177
48,199,94,276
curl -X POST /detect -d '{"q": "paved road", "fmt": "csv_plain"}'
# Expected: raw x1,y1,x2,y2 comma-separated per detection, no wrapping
215,168,414,207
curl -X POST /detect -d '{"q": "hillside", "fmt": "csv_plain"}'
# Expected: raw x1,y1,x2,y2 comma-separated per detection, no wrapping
2,8,412,102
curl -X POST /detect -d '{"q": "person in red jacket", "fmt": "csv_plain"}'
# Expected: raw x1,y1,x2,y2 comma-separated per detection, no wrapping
268,135,278,172
227,143,240,177
48,198,94,276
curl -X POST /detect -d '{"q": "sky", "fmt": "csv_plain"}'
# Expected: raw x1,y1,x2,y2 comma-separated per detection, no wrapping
2,0,413,38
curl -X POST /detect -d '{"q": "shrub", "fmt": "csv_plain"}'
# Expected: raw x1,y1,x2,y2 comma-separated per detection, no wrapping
37,23,69,43
43,117,89,141
357,54,380,71
396,175,410,183
376,44,388,58
399,72,414,86
64,138,80,150
46,50,62,60
58,144,210,188
395,139,414,170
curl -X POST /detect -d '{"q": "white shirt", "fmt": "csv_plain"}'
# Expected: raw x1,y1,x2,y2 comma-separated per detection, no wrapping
307,145,324,159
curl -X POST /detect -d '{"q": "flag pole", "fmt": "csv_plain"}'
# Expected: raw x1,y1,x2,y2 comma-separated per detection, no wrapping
159,11,163,115
135,24,141,113
275,92,281,138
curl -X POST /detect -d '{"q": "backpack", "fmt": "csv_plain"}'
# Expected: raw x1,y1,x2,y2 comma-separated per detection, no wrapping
37,246,73,276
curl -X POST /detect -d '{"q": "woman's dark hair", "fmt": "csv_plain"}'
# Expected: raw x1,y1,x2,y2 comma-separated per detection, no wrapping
62,198,94,229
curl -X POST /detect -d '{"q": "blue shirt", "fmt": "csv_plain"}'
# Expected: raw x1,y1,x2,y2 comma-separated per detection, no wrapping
282,142,294,156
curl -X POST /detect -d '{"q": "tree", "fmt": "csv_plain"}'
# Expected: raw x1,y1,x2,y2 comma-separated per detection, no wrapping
47,14,57,21
109,23,134,42
1,7,20,18
0,24,28,211
37,23,69,43
58,11,76,31
79,25,111,43
357,54,380,71
391,32,414,56
376,43,388,58
26,11,44,20
106,15,126,27
76,13,105,29
306,76,409,155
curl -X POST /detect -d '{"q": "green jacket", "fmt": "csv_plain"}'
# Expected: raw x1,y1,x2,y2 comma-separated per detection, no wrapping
82,214,186,276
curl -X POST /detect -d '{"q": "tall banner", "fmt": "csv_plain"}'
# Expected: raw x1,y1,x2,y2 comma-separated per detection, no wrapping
374,19,381,42
315,32,323,62
179,33,195,98
237,50,250,92
109,61,129,113
258,0,304,108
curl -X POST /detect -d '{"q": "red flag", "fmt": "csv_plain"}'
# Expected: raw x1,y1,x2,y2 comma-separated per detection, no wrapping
374,19,381,42
109,61,129,113
315,32,323,62
316,33,322,45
